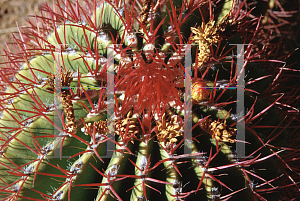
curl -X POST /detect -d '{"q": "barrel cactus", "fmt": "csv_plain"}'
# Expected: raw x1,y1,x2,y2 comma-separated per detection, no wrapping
0,0,299,200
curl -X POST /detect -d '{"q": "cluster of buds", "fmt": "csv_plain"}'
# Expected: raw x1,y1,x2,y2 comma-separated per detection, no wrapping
114,111,140,143
200,118,236,143
61,70,77,133
154,113,183,146
190,14,239,68
191,80,210,102
82,121,107,136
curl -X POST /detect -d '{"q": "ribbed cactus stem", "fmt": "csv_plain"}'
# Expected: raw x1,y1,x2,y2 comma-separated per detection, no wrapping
97,163,120,201
186,139,214,199
130,141,149,200
53,134,107,200
97,138,132,201
159,142,180,200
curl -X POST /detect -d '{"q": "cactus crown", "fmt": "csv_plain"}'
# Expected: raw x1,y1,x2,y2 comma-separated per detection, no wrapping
0,0,299,200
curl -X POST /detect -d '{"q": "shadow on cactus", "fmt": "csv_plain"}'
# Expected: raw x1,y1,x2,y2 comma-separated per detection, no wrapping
0,0,299,200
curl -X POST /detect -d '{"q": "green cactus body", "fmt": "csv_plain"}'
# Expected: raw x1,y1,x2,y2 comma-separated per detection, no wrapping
0,0,299,200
